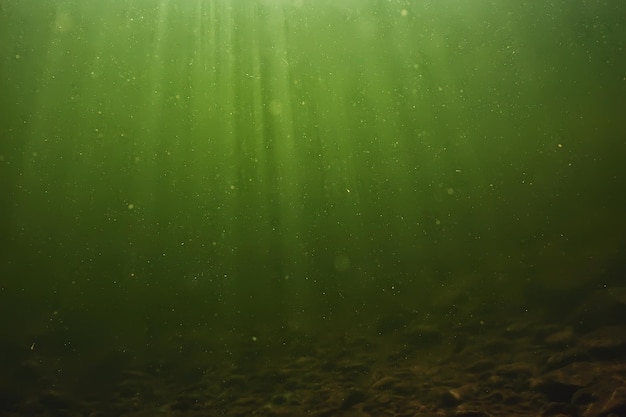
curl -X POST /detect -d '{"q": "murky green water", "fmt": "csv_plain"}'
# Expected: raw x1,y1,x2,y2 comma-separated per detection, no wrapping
1,0,625,386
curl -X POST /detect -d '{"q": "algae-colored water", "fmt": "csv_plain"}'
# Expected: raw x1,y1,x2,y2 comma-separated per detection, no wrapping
1,1,625,415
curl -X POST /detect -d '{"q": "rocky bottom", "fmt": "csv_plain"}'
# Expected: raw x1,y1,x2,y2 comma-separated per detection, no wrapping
2,310,626,417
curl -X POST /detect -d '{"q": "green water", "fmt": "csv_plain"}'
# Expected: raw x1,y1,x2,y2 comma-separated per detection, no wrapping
1,0,625,356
